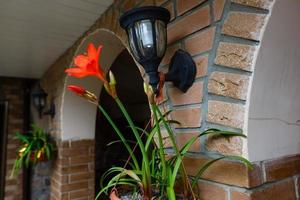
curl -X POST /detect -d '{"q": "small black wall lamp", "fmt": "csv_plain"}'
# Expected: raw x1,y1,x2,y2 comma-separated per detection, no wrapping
32,85,55,119
119,6,196,93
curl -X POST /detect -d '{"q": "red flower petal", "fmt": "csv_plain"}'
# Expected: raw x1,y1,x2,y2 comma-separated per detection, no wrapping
87,43,98,60
67,85,86,95
96,45,103,64
65,68,89,78
74,55,90,69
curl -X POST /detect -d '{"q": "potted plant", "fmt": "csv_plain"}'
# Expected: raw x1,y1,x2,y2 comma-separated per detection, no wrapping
11,124,56,177
65,43,252,200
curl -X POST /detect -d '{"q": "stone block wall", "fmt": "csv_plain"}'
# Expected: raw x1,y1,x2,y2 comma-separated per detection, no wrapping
39,0,300,199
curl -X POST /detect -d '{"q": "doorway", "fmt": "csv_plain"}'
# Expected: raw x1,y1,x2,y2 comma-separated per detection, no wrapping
94,50,151,198
0,101,8,200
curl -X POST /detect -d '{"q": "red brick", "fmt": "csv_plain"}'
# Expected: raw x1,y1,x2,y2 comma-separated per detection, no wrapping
232,0,274,10
176,132,200,152
167,6,210,44
264,155,300,182
61,181,89,192
70,155,94,165
161,43,181,66
213,0,226,21
194,55,208,77
169,81,203,106
185,27,216,56
70,139,94,147
164,2,175,20
155,0,167,6
59,147,90,157
70,189,93,199
231,180,296,200
207,101,245,129
61,164,89,174
176,0,206,16
222,12,267,41
52,172,69,184
196,181,227,200
70,172,94,183
171,108,201,128
184,156,262,188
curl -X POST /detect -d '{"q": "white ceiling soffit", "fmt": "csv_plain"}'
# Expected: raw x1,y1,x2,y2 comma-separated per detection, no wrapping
0,0,113,79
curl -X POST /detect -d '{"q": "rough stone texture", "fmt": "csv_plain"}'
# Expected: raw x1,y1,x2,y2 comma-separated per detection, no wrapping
185,27,216,56
31,161,52,200
183,156,262,188
222,12,267,41
208,71,250,100
167,6,210,44
176,132,200,152
171,108,201,128
207,101,245,129
176,0,206,16
195,55,208,77
232,0,274,10
196,181,227,200
264,155,300,182
213,0,226,21
215,42,257,71
169,81,203,106
231,179,297,200
206,135,243,155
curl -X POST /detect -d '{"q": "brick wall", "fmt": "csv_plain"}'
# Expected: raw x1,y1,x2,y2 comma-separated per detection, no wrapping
0,77,29,200
50,140,95,200
39,0,300,199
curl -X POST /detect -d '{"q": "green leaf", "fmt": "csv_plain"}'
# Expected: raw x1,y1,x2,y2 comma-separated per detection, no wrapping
191,155,252,187
200,129,247,138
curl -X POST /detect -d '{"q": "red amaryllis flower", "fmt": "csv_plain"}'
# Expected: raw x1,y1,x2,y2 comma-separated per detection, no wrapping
67,85,85,95
67,85,98,103
65,43,106,82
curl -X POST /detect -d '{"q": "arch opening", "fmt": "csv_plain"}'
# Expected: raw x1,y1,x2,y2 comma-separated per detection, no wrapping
247,0,300,162
94,49,151,197
62,29,127,140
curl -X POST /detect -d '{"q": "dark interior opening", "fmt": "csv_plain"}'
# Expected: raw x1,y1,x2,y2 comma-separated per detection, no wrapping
94,50,151,198
0,101,8,200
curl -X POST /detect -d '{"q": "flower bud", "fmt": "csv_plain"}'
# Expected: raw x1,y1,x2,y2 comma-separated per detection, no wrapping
67,85,98,104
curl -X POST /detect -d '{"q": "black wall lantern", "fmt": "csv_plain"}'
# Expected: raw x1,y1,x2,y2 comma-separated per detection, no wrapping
119,6,196,93
32,85,55,119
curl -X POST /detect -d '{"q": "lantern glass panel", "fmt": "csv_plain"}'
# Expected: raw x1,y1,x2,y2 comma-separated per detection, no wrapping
155,20,167,57
135,19,155,58
128,28,141,61
33,97,40,108
40,97,45,108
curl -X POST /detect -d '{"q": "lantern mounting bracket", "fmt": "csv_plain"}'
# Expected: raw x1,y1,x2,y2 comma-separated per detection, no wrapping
165,50,196,93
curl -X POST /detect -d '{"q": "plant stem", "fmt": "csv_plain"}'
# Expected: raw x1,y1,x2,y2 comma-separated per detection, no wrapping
151,104,167,196
155,106,195,199
115,98,152,198
98,105,140,171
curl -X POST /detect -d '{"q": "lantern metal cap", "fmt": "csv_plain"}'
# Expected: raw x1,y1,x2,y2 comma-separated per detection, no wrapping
119,6,170,29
